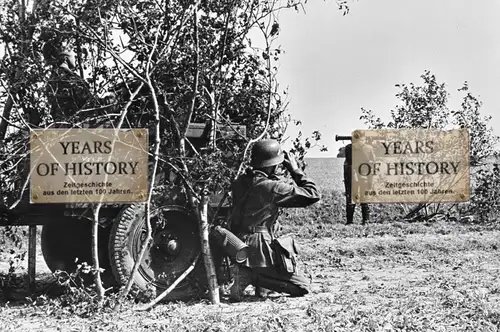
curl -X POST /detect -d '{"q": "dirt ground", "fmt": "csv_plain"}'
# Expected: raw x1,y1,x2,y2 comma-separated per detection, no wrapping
1,222,499,331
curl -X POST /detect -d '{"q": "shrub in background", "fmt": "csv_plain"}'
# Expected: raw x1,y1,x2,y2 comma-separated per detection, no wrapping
471,164,500,222
361,71,499,223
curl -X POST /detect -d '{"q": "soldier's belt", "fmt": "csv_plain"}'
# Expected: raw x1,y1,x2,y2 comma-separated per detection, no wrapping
243,225,269,234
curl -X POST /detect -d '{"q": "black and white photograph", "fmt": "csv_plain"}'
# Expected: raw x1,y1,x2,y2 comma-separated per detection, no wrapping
0,0,499,331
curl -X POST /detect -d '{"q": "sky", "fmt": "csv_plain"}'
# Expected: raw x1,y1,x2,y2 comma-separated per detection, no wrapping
274,0,500,157
1,0,498,158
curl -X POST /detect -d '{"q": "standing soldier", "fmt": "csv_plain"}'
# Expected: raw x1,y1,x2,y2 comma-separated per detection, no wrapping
344,135,374,225
229,139,320,301
42,36,92,123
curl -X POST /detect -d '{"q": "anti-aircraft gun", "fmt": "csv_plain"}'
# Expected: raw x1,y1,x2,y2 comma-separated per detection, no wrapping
1,121,247,301
335,135,352,158
0,47,249,301
335,135,352,142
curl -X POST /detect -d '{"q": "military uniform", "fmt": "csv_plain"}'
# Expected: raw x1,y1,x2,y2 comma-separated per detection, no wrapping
344,143,371,224
229,140,320,299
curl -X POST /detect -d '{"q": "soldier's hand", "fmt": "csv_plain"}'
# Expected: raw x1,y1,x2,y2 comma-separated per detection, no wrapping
283,151,299,171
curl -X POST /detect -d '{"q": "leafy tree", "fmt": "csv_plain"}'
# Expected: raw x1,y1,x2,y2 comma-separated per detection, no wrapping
361,71,450,130
452,83,498,167
360,71,499,222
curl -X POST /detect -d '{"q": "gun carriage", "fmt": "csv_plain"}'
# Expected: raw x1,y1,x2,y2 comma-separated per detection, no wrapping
1,122,246,301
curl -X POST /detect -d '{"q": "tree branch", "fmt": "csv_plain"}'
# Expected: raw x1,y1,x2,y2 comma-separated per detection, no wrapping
134,253,200,311
117,21,163,304
236,22,275,177
182,9,200,138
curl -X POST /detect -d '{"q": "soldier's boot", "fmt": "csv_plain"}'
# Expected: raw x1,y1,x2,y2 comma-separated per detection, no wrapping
346,204,355,225
255,285,272,298
250,273,278,298
361,204,370,225
230,265,254,301
256,273,309,297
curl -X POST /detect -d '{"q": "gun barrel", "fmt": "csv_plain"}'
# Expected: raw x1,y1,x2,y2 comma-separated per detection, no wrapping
335,135,352,142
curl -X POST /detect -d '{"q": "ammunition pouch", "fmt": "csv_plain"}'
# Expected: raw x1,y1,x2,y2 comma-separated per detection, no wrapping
272,236,298,276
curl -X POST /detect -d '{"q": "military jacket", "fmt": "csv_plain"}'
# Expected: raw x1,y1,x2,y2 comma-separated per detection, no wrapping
230,168,320,268
344,142,375,182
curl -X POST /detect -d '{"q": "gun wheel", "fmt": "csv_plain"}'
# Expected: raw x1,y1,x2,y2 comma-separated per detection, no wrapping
109,204,205,301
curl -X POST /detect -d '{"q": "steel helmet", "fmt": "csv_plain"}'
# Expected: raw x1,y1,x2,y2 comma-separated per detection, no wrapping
250,139,284,168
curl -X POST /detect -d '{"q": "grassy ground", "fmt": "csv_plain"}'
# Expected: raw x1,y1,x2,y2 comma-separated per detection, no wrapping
1,189,499,331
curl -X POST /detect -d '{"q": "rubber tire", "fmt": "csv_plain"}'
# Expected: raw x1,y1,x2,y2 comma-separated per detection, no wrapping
108,204,205,302
41,218,116,287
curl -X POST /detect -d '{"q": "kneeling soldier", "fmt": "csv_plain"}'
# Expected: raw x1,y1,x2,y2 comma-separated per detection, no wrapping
229,139,320,300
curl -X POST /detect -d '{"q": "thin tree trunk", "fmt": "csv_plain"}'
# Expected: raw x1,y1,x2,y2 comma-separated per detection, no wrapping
236,25,274,177
116,24,163,305
182,8,199,138
198,191,219,304
92,206,105,301
0,98,14,141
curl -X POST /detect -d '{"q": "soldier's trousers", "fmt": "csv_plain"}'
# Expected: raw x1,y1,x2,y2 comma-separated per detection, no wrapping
344,170,370,223
252,266,310,297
